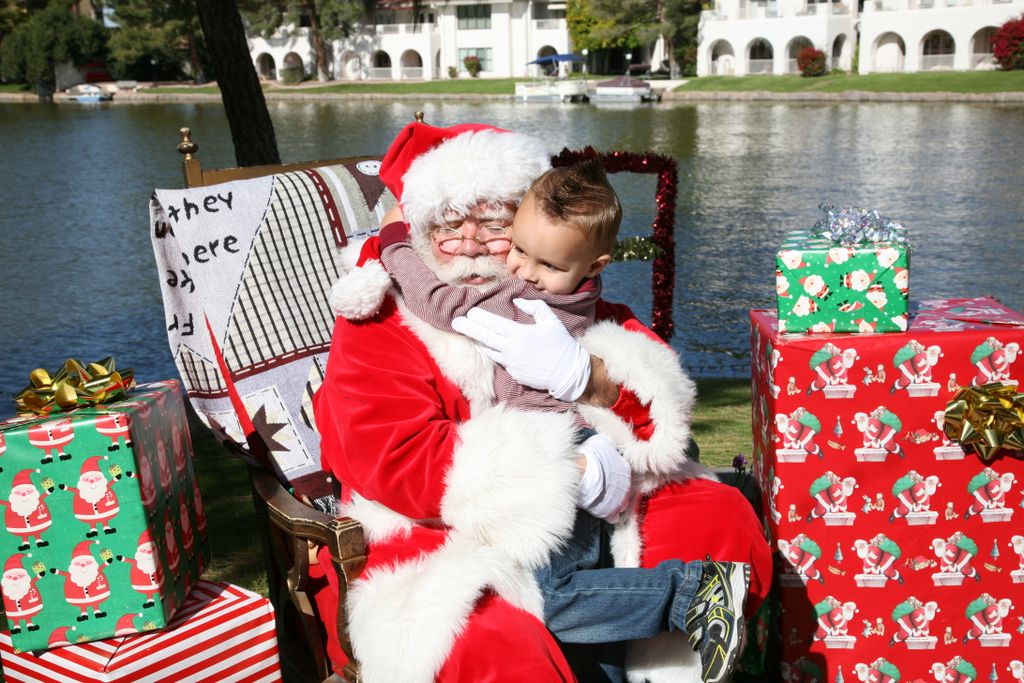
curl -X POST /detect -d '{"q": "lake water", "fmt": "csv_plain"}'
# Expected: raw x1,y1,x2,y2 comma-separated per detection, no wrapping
2,99,1024,417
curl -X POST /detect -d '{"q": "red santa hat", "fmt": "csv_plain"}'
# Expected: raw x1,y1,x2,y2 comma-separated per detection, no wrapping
81,455,105,474
11,469,37,489
72,540,96,561
380,121,551,237
114,613,141,636
138,528,153,547
48,626,75,647
4,553,27,575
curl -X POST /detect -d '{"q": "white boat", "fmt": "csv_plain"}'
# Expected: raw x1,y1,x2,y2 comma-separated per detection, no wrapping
64,84,114,103
514,79,589,103
591,76,662,104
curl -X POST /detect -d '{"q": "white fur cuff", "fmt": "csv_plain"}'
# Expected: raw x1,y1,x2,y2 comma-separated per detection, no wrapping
329,259,392,320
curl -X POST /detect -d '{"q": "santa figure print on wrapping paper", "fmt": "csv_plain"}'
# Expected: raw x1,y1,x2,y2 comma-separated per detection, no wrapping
47,625,78,647
778,533,825,585
94,412,132,452
890,340,943,397
114,611,142,637
812,595,858,648
806,343,859,399
890,470,941,526
889,596,940,649
60,455,130,537
1,469,53,550
163,509,180,573
27,417,75,464
807,471,858,525
1011,535,1024,584
1,553,45,633
961,593,1013,647
930,656,978,683
775,407,823,462
931,531,980,586
970,337,1021,386
964,467,1017,522
853,533,903,587
155,437,172,491
852,406,905,462
172,425,187,475
178,491,194,554
853,657,901,683
52,539,111,620
119,528,163,609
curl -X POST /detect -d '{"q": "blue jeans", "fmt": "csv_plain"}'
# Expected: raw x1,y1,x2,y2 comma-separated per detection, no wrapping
535,510,703,682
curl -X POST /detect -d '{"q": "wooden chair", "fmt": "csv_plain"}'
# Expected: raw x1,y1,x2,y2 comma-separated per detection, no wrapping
155,120,680,683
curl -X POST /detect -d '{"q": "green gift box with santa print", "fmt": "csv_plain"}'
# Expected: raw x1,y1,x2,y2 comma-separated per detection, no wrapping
776,228,910,334
0,380,209,652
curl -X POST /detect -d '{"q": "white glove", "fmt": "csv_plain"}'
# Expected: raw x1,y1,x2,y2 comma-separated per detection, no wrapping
576,433,631,522
452,298,592,402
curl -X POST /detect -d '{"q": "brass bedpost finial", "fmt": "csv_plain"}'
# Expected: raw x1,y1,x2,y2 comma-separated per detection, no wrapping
178,127,198,160
414,111,425,123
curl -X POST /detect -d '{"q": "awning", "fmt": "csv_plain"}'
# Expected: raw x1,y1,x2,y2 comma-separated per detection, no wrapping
527,53,586,65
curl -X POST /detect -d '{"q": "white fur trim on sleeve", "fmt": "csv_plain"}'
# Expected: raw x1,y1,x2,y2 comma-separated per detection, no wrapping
577,321,715,490
440,404,580,569
625,632,702,683
328,259,392,320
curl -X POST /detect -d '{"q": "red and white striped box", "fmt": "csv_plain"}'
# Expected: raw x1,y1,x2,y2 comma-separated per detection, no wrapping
0,580,281,682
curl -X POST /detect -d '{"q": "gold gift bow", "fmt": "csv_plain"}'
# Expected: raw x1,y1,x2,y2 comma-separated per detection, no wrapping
14,357,135,415
943,382,1024,462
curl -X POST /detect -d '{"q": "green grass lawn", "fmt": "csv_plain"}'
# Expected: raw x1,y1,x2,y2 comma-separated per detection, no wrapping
197,377,751,595
677,70,1024,93
0,83,30,93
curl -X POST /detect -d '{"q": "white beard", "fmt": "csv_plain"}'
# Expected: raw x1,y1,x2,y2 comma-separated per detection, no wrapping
78,478,108,505
9,489,40,517
411,231,507,291
2,574,30,600
69,561,99,588
135,547,157,574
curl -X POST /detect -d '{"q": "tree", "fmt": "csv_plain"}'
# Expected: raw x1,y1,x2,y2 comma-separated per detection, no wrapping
241,0,365,82
107,0,206,81
194,0,280,167
1,0,47,47
993,13,1024,70
568,0,681,74
0,1,107,98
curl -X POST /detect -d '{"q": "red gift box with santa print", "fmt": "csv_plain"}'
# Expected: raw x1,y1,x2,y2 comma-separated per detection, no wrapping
0,580,280,682
0,380,210,652
750,297,1024,683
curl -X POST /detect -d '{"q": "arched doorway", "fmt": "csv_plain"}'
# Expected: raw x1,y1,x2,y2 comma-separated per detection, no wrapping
535,45,557,76
748,38,774,74
370,51,392,80
400,50,423,79
787,36,813,73
970,26,998,70
921,30,955,70
282,52,305,84
338,50,362,80
873,32,906,72
256,53,277,81
709,39,735,75
832,34,846,70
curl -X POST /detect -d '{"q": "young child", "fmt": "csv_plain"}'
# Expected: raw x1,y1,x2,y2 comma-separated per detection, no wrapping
376,159,751,683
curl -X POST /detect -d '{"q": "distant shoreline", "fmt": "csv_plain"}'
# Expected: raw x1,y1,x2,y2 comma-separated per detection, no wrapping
4,86,1024,104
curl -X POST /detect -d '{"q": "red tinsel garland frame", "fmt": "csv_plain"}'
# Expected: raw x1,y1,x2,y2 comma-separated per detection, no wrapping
551,147,678,342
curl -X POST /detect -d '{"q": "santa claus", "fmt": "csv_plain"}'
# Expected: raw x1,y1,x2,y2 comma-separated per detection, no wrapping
52,540,111,620
192,479,207,538
155,438,172,491
119,529,163,608
114,612,142,637
60,455,125,537
1,469,53,550
172,427,187,475
163,510,180,573
178,492,195,554
94,411,132,452
27,417,75,464
47,625,77,648
1,553,45,633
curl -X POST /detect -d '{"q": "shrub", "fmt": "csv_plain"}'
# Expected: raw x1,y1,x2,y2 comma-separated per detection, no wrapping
448,65,458,79
797,46,828,77
993,14,1024,70
463,55,481,78
280,66,305,85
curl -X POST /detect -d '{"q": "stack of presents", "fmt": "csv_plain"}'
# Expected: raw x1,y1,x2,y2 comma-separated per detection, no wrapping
0,362,281,682
752,206,1024,683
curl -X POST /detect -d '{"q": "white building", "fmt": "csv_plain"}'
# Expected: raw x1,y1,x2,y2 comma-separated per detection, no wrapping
697,0,1022,76
249,0,572,81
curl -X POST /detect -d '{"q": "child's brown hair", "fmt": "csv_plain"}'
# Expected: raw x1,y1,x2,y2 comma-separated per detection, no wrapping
526,159,621,254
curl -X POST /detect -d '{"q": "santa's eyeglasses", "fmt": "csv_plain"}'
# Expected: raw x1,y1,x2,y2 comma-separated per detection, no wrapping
429,224,512,256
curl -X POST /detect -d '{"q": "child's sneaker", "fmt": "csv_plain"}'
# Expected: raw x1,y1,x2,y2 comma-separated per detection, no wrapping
684,559,750,683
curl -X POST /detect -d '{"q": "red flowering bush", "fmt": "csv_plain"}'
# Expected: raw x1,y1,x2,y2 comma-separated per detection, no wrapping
993,14,1024,70
463,55,482,77
797,46,828,77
